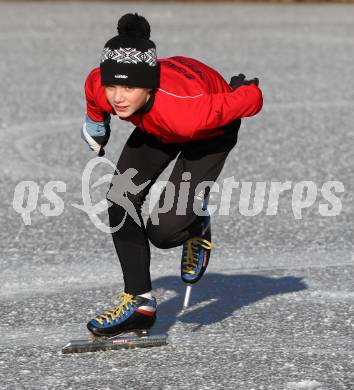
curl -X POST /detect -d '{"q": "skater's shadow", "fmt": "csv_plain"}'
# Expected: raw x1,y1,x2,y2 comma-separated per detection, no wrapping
152,273,307,334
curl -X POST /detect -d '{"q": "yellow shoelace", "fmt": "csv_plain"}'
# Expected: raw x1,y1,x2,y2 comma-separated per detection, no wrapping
95,292,136,325
182,237,213,275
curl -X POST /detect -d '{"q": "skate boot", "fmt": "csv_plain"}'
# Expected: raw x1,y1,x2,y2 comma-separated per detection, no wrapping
180,214,213,284
87,292,157,338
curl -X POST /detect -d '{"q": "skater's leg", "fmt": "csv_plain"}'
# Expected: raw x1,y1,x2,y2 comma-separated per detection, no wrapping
146,120,240,249
86,129,179,337
107,127,180,295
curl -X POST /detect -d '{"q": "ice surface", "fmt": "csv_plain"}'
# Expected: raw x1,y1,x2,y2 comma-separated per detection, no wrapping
0,2,353,389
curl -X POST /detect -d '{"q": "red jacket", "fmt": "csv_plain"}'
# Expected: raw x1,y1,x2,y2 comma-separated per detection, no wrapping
84,56,263,143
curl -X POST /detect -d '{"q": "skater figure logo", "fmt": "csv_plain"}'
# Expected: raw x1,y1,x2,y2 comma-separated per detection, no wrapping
71,157,151,234
106,167,151,226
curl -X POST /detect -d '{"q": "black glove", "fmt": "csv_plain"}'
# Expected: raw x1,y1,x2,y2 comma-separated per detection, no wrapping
230,73,259,90
230,73,246,90
245,77,259,87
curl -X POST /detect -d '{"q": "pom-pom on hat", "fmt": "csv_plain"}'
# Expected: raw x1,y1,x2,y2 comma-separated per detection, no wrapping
100,13,159,89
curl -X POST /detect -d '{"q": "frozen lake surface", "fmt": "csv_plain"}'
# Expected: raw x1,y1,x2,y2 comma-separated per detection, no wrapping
0,2,353,389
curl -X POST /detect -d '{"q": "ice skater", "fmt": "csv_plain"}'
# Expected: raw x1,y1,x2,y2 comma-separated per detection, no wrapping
81,12,263,339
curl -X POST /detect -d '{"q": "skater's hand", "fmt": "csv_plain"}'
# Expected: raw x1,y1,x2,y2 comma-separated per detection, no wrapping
230,74,259,90
81,113,111,156
229,73,246,90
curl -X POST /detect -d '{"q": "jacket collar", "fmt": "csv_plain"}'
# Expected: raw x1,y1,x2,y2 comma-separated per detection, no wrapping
134,91,155,115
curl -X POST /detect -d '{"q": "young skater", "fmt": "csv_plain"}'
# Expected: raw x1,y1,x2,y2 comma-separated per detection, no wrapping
81,12,263,337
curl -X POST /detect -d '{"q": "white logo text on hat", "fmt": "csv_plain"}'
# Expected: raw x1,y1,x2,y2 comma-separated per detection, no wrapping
114,74,128,79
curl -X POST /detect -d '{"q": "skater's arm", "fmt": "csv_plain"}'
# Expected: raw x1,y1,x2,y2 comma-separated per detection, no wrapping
157,84,263,139
82,69,112,155
84,69,107,122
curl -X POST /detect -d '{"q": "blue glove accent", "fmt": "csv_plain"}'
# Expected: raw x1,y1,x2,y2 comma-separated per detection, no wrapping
81,113,111,156
84,114,111,137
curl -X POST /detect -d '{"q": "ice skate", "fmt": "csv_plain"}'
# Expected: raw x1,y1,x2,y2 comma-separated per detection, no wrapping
180,214,212,285
62,292,168,354
181,191,213,310
87,292,157,337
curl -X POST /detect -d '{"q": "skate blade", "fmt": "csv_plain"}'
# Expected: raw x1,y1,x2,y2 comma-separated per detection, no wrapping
62,332,168,354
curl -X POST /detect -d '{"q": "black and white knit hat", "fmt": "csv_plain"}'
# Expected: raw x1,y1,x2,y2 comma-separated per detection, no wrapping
100,13,159,89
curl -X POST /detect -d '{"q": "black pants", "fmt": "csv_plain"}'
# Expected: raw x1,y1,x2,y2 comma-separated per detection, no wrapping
106,120,240,296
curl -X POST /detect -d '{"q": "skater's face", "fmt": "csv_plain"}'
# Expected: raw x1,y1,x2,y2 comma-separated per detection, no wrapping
104,84,152,118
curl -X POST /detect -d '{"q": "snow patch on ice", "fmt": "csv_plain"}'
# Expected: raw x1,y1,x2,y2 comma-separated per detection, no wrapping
286,380,324,390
